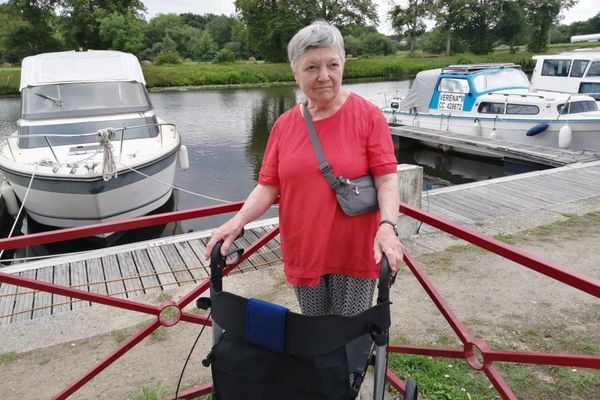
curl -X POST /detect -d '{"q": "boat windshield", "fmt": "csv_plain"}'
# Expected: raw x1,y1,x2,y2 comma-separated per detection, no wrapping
557,101,598,114
17,115,159,149
22,81,152,120
472,69,530,93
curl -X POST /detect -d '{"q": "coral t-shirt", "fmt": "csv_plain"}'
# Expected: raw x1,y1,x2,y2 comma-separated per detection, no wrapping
258,93,397,286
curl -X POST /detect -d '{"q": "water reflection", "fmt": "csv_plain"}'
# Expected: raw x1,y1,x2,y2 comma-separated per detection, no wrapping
246,85,298,179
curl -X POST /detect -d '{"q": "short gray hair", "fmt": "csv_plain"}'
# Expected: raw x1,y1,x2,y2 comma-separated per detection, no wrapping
287,21,345,70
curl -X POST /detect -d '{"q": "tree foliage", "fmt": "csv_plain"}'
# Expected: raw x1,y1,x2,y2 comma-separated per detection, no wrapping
59,0,146,50
235,0,379,62
523,0,576,53
390,0,434,57
433,0,470,55
496,0,527,54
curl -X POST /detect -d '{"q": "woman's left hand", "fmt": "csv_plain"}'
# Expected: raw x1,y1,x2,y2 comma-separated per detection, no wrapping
373,224,405,273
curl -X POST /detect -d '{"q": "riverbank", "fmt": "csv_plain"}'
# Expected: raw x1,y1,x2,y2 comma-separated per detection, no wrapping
1,41,598,97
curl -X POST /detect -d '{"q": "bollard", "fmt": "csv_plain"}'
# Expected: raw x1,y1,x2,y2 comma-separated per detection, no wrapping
396,164,423,238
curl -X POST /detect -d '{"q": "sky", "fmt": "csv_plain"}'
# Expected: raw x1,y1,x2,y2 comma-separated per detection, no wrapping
142,0,600,35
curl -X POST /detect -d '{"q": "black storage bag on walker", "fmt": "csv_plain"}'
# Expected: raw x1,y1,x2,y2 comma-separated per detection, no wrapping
205,243,392,400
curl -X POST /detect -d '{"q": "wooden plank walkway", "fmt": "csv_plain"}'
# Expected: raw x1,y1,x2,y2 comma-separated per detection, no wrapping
0,219,282,325
1,160,600,324
390,125,600,167
422,160,600,227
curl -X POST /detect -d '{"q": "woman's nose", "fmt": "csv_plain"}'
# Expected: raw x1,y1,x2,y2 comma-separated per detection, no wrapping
317,65,329,81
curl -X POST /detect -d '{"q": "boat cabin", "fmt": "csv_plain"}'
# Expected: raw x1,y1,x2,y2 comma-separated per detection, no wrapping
18,50,159,148
531,50,600,100
397,64,530,113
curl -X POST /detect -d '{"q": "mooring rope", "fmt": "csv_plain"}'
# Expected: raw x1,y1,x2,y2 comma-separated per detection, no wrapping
0,164,38,261
115,159,233,204
97,128,117,181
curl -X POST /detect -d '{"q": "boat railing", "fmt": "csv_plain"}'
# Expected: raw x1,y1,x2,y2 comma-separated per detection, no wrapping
3,123,177,165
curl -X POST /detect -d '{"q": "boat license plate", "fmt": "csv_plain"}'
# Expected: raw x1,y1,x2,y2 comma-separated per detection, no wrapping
438,93,465,111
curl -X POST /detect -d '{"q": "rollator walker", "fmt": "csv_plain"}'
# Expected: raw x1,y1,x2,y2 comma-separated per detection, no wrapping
201,239,417,400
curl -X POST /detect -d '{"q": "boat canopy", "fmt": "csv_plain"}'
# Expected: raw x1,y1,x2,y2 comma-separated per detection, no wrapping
398,68,441,112
20,50,146,91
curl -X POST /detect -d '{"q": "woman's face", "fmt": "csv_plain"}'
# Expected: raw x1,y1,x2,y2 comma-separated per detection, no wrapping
293,46,344,106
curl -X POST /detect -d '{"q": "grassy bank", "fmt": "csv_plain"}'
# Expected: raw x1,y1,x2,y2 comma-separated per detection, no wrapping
1,41,598,96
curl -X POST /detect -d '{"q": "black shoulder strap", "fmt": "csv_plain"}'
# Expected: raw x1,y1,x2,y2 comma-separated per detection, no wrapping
301,101,340,189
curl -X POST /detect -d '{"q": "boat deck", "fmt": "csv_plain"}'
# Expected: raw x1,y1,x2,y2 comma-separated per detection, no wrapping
390,125,600,166
1,161,600,324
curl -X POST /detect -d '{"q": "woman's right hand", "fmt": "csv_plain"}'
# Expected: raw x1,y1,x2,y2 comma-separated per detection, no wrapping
204,217,244,260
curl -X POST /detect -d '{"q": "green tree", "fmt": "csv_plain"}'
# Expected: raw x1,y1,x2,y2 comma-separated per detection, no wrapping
235,0,379,62
98,12,145,55
389,0,434,57
59,0,146,50
206,15,238,49
214,48,236,63
4,0,63,61
433,0,470,55
524,0,576,52
459,0,503,55
196,30,218,61
361,32,396,56
343,35,363,57
496,0,527,53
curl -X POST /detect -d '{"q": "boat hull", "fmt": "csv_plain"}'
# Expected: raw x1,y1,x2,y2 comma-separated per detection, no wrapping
385,110,600,152
0,148,178,228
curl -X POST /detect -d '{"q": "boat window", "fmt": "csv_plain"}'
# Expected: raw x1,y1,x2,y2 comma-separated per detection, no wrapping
541,59,571,77
438,78,469,93
570,60,589,77
506,104,539,115
586,61,600,77
579,82,600,100
22,81,152,120
17,116,160,149
472,69,529,92
557,101,599,114
478,102,505,114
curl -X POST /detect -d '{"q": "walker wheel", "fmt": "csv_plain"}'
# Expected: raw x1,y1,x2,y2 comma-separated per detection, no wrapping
403,378,417,400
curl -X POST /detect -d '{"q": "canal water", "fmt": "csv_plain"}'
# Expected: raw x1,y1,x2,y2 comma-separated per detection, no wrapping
0,79,544,258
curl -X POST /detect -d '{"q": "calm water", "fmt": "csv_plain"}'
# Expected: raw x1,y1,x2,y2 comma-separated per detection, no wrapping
0,79,543,255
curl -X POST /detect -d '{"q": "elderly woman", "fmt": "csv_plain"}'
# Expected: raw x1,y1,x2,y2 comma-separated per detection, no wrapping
205,21,404,317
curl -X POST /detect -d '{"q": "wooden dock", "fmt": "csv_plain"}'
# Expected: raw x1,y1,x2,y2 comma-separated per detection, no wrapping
0,220,282,325
390,125,600,167
1,160,600,324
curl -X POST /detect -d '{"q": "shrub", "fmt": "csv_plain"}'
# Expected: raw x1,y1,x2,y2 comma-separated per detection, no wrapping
153,50,182,65
213,48,236,64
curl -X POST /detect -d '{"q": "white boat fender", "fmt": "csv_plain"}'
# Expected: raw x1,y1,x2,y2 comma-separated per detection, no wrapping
472,119,481,136
526,123,549,137
178,144,190,170
489,128,497,139
412,115,420,127
558,124,572,149
0,181,19,217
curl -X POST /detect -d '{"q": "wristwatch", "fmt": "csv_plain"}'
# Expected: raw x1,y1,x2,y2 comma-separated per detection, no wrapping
379,219,398,236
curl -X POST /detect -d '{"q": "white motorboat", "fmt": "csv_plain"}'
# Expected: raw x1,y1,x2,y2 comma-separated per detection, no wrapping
0,50,188,234
530,49,600,101
382,64,600,152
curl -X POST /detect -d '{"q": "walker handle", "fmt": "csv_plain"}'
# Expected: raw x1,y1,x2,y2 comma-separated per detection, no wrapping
209,230,245,293
376,254,392,305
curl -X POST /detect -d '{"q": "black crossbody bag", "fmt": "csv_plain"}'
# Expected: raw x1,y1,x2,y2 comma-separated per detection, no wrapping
301,102,379,216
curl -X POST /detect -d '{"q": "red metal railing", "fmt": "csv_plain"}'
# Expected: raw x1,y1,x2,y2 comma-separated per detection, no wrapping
0,202,598,399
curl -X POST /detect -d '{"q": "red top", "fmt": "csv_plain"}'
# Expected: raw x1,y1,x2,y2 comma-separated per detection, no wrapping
258,93,397,286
